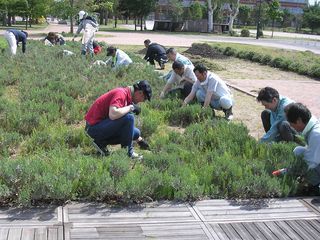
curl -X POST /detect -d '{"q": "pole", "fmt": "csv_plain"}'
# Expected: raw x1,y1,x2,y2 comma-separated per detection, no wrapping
256,0,262,39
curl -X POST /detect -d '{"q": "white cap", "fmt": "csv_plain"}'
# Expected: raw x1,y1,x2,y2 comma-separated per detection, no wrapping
78,10,86,20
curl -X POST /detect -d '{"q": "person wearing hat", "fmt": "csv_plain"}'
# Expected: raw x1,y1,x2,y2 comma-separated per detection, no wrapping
143,39,168,70
72,10,98,58
4,29,28,55
182,64,234,121
106,46,133,68
85,80,152,158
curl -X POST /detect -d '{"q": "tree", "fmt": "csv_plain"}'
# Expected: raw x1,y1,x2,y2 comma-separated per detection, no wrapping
122,0,156,31
267,0,283,37
226,0,240,32
207,0,224,32
238,4,251,26
167,0,184,22
303,2,320,33
190,1,203,20
92,0,114,25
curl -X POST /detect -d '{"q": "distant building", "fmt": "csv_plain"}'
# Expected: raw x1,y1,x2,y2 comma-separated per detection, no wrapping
155,0,307,20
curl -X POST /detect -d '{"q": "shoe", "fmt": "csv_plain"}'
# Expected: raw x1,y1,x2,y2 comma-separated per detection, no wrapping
137,139,150,150
131,152,143,160
223,107,234,121
92,141,109,156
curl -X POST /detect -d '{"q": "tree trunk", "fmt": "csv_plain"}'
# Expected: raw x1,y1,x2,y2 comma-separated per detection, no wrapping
140,16,143,31
134,17,136,31
25,16,28,30
207,0,213,32
114,15,117,28
2,12,6,26
105,10,108,25
70,16,74,34
271,19,274,38
228,0,240,32
99,9,104,25
7,13,12,26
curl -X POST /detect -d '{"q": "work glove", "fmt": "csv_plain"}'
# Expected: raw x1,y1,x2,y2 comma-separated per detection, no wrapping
132,104,141,115
137,139,150,150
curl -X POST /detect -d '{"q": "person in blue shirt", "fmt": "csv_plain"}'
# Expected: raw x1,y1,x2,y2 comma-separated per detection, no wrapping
257,87,296,143
144,39,168,70
4,29,28,55
285,103,320,187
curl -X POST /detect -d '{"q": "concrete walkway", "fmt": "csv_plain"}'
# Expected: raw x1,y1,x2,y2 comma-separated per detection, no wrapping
1,24,320,54
0,197,320,239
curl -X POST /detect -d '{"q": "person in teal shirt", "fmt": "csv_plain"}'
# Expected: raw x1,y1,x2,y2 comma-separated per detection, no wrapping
257,87,296,143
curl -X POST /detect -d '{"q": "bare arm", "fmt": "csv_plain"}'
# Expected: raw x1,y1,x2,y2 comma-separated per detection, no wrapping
109,105,134,120
183,91,196,106
160,82,173,98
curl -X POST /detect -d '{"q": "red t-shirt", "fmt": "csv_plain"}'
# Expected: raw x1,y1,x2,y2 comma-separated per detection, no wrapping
85,87,132,125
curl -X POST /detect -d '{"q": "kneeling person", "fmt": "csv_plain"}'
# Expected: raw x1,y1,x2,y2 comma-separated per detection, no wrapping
183,64,234,120
85,80,152,158
160,61,196,99
285,103,320,187
257,87,296,143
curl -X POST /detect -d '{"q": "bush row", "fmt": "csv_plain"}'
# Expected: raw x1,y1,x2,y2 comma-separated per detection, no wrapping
193,43,320,79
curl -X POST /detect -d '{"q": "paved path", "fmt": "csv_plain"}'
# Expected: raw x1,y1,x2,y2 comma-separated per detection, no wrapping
226,79,320,118
2,24,320,54
1,197,320,239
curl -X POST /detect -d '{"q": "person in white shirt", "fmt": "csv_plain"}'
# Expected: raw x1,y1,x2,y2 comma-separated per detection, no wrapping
93,46,132,68
183,64,234,120
285,102,320,187
106,46,132,68
163,48,194,81
160,61,196,99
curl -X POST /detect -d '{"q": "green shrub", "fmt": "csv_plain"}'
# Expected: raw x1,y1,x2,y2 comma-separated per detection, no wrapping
240,28,250,37
261,55,272,65
167,105,213,127
223,46,237,56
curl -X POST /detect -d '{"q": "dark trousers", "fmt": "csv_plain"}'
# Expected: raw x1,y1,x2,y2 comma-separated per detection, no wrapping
86,113,140,156
261,110,296,142
167,82,193,99
148,54,168,66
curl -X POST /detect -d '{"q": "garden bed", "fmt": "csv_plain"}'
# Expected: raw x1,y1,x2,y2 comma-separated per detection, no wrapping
0,41,307,206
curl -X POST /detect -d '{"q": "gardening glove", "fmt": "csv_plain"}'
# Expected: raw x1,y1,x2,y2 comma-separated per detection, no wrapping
137,139,150,150
132,104,141,115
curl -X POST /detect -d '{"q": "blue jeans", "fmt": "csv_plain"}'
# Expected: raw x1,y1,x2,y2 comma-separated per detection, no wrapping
196,89,233,110
86,113,140,156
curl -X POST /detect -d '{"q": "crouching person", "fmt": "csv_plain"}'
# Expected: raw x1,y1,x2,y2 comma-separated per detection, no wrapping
285,103,320,187
160,61,196,99
182,64,234,121
85,80,152,158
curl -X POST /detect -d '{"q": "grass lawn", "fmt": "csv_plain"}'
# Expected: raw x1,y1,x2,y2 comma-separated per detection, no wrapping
0,40,310,206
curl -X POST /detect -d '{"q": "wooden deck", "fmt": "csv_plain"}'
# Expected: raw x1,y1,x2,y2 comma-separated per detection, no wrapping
0,198,319,239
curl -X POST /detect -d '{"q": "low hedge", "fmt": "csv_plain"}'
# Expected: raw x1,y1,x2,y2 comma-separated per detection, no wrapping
192,43,320,79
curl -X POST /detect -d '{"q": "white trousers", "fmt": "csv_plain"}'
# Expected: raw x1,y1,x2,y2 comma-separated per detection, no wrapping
4,31,17,55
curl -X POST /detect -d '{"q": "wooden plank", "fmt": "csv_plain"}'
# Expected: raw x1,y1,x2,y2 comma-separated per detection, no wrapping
230,223,254,240
218,223,241,240
296,220,320,239
7,228,21,240
0,228,9,240
263,221,290,240
21,228,35,240
48,228,58,240
254,222,278,240
307,219,320,234
274,221,303,240
285,220,316,240
241,222,268,240
35,228,47,240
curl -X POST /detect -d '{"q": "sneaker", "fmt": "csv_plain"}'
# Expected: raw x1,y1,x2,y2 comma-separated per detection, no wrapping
131,152,143,160
224,107,234,121
92,141,109,156
137,139,150,150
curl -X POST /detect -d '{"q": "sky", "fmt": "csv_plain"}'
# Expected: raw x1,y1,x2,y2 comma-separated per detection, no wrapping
308,0,317,5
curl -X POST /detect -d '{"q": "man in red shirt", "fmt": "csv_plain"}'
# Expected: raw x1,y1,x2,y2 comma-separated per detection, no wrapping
85,80,152,158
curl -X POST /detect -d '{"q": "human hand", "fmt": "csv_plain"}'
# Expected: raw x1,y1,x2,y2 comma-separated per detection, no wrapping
132,104,141,115
160,91,165,99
